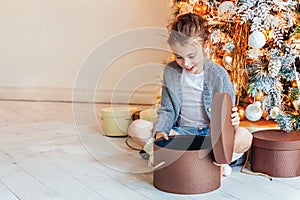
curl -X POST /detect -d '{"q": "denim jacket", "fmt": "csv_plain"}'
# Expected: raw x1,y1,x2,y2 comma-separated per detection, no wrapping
153,59,235,135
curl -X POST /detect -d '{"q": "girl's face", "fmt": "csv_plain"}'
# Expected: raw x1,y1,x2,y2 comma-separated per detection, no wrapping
170,41,206,74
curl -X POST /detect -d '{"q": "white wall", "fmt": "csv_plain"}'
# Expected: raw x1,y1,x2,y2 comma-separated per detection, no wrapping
0,0,171,104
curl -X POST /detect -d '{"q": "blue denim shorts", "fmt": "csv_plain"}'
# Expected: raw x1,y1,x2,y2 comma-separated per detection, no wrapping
172,126,210,136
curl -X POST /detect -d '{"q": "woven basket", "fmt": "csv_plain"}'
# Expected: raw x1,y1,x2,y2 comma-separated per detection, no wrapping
251,130,300,178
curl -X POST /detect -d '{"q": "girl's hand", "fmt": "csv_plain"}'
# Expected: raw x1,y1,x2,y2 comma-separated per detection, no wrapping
155,132,169,140
231,107,240,128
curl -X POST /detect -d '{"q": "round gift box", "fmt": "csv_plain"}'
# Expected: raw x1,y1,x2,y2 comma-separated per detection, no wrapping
153,135,220,194
251,130,300,177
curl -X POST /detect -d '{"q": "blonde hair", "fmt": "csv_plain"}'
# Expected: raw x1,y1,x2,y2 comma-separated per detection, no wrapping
167,13,209,45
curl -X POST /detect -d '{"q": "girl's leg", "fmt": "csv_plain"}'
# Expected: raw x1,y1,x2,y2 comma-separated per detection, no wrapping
127,119,153,148
222,127,252,176
233,127,253,154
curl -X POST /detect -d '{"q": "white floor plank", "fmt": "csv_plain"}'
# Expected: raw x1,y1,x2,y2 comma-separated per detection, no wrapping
219,167,300,200
0,180,20,200
0,151,61,200
33,142,155,200
275,176,300,190
2,150,106,200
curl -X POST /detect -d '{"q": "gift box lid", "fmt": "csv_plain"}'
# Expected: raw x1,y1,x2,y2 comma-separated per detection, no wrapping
253,130,300,150
210,93,234,164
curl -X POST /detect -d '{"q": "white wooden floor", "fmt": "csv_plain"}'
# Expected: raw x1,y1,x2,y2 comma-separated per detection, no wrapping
0,101,300,200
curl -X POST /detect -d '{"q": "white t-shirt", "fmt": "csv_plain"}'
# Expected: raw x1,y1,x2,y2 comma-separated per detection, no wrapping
180,69,209,127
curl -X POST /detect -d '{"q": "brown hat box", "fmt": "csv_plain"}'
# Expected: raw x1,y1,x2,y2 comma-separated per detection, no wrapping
251,130,300,178
153,93,234,194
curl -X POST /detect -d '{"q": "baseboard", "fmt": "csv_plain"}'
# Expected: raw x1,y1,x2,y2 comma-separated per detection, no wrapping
0,87,158,105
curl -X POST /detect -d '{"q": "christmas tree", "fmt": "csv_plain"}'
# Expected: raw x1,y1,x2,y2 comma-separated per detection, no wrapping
169,0,300,132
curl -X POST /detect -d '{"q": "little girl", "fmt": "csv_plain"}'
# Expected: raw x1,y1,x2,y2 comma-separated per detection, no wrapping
128,13,252,175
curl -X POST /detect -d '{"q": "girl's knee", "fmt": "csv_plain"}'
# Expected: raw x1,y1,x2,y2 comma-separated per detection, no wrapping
233,127,253,153
127,119,154,147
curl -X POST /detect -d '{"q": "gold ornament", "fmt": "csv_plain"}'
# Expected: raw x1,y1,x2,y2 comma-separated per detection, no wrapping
238,105,246,121
193,1,209,16
255,91,264,101
212,55,223,66
262,110,269,119
292,80,300,88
